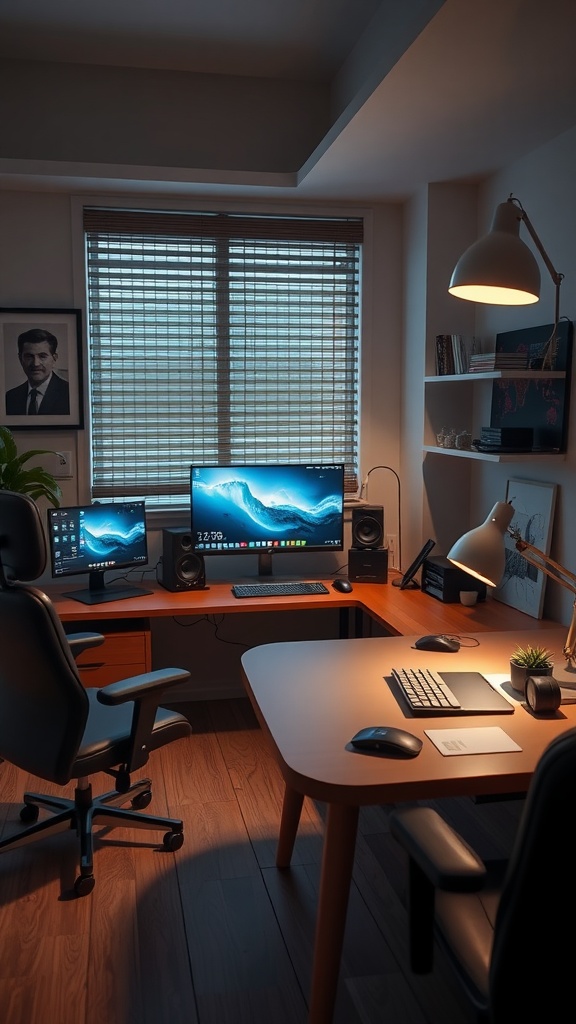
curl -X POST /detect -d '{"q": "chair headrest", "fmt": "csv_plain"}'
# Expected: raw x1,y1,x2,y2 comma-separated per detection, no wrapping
0,490,47,582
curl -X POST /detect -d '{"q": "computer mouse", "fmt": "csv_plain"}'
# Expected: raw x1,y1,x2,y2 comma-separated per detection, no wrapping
332,578,353,593
350,726,423,758
414,634,460,653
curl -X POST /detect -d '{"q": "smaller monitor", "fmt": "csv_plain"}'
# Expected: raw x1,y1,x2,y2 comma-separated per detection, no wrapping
47,500,152,605
392,538,435,590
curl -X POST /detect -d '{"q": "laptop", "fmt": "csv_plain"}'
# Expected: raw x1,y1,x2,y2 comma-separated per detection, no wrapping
389,668,515,716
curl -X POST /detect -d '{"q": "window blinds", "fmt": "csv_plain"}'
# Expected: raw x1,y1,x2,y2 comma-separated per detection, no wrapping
84,208,362,506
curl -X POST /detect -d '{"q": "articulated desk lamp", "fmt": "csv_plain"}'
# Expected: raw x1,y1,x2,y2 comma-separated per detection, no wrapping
447,501,576,669
448,194,564,368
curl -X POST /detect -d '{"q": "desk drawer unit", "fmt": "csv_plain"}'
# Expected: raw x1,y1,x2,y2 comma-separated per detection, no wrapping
71,619,152,687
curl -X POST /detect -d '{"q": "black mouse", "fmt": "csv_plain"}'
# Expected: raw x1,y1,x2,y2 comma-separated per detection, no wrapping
414,634,460,653
350,726,423,758
332,578,353,593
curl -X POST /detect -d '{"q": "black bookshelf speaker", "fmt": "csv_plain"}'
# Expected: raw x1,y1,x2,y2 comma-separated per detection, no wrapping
159,528,206,591
348,546,388,583
351,505,384,549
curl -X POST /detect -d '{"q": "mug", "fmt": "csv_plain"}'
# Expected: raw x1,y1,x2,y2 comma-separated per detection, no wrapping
459,590,478,606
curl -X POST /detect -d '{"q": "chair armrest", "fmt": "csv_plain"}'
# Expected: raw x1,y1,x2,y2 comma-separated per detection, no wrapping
97,667,191,772
97,667,191,705
67,632,105,658
390,806,486,892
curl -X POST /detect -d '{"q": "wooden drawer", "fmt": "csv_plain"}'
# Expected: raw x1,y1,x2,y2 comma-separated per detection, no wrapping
73,627,151,687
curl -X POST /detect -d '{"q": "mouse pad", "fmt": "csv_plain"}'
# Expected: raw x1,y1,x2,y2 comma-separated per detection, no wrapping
389,671,515,715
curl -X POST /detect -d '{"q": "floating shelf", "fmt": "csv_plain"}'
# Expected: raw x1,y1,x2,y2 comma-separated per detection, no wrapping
423,445,565,463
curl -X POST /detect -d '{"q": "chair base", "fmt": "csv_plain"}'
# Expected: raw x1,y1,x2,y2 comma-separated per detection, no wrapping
0,777,184,896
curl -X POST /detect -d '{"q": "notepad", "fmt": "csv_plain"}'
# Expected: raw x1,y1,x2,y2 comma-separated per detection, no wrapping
425,726,522,756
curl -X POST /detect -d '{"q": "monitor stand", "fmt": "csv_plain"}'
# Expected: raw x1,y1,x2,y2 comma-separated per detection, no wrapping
63,570,153,605
258,551,274,576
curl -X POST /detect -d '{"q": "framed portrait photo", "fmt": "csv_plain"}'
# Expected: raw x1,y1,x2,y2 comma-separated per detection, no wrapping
0,307,83,429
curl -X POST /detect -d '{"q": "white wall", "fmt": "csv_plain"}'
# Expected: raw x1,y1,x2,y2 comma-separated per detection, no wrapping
409,126,576,629
471,125,576,626
0,188,402,696
2,120,576,694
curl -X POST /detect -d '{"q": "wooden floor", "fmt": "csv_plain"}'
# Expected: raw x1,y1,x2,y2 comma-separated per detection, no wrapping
0,698,524,1024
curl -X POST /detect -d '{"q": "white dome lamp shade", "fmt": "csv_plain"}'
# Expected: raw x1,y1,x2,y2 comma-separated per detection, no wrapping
448,195,564,371
447,501,515,587
449,200,541,305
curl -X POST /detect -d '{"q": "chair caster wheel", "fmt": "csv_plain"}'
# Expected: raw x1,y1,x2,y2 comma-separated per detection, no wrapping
131,790,152,810
163,830,184,852
74,874,95,897
20,803,39,824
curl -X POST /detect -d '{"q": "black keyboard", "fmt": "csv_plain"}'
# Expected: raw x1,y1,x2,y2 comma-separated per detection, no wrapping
231,581,330,599
391,667,462,714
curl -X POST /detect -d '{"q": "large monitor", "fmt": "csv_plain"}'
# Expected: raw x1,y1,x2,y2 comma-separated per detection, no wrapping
47,500,152,604
190,463,345,577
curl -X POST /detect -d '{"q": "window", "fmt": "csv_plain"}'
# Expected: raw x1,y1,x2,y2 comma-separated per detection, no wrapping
84,208,362,508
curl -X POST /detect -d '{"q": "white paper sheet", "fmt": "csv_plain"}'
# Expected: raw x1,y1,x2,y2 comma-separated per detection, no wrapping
424,726,522,756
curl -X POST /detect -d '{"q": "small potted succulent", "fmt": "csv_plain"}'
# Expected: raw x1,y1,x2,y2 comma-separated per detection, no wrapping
510,643,554,694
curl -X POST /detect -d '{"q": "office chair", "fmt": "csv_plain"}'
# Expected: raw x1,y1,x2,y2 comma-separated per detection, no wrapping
389,726,576,1023
0,489,192,896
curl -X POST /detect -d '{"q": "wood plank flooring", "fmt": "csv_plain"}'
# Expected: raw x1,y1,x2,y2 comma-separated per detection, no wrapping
0,699,524,1024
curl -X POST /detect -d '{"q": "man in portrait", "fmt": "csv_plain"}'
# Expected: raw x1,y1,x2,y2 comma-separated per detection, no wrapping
5,328,70,415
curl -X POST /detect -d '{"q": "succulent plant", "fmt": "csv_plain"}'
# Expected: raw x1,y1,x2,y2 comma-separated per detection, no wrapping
0,425,62,508
510,644,553,670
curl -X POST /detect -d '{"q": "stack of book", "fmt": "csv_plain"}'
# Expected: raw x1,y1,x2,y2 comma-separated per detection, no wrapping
468,351,528,372
475,427,534,453
435,334,467,375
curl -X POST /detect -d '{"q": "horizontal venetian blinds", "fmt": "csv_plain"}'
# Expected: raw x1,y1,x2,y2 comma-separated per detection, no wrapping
84,208,362,505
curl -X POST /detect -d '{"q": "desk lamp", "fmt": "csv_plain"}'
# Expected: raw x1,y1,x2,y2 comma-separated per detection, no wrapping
447,501,576,667
448,195,564,369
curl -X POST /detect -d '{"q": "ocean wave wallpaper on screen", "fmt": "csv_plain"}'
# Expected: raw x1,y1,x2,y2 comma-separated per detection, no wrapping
191,465,344,552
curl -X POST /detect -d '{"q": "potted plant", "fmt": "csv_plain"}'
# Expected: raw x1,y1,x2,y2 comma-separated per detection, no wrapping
0,425,62,508
510,643,554,694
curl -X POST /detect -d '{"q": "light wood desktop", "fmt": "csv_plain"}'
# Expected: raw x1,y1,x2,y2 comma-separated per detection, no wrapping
240,627,574,1024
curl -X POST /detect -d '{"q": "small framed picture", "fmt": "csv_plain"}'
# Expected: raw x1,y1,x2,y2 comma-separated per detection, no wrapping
493,477,558,618
0,307,83,429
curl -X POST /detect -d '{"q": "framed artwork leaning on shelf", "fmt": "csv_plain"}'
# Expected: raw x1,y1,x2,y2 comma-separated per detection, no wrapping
494,477,557,619
490,320,573,452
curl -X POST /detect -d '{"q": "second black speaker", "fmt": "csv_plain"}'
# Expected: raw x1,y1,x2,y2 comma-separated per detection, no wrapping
351,505,384,549
159,528,206,591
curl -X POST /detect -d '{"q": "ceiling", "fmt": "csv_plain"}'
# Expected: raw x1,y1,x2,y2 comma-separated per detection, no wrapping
1,0,576,201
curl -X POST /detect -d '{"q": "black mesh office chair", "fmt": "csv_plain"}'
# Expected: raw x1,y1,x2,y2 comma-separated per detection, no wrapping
0,489,192,896
389,726,576,1023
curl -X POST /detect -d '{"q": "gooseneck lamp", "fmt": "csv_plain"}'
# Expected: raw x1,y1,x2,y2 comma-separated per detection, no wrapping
448,195,564,369
448,501,576,667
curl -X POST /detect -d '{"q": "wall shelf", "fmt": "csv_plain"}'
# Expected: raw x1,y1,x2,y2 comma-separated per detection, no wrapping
423,444,566,463
425,370,566,382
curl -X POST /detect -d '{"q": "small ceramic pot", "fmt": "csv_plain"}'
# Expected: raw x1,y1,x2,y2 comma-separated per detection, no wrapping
509,660,553,694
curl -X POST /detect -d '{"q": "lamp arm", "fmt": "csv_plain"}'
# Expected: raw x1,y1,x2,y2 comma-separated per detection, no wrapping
516,203,564,289
512,530,576,665
512,533,576,596
510,197,564,367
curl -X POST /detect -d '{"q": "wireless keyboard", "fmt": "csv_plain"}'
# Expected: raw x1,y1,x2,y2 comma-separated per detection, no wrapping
391,667,462,713
231,581,330,599
391,667,515,716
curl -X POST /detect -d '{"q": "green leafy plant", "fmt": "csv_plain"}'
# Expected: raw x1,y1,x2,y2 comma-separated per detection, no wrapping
0,425,62,508
510,644,553,669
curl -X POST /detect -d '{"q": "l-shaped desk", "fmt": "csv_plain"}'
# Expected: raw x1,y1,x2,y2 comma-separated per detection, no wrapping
50,575,569,1022
50,573,560,686
50,572,561,638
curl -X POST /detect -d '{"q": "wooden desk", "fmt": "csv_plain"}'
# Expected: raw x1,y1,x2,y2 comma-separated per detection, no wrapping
240,628,574,1024
49,576,560,637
